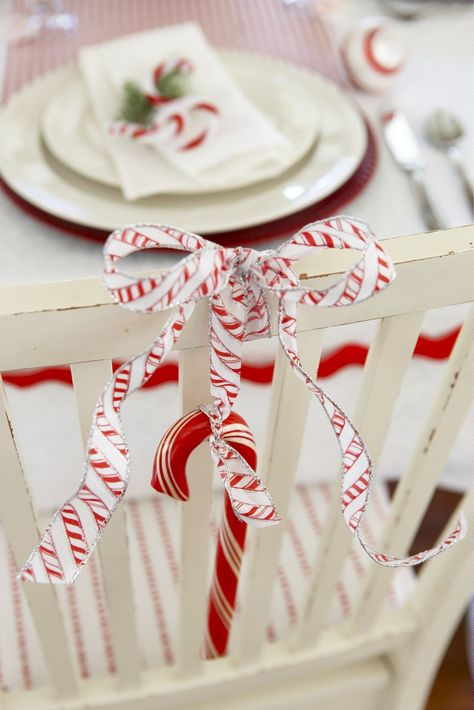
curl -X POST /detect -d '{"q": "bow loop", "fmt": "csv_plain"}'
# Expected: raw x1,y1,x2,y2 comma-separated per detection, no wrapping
104,224,232,313
274,216,396,306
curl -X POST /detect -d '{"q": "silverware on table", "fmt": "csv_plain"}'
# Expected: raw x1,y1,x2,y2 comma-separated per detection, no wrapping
379,0,427,20
380,0,471,21
426,109,474,210
381,110,442,231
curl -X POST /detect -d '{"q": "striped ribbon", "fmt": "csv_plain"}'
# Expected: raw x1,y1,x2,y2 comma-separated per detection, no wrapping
19,216,466,584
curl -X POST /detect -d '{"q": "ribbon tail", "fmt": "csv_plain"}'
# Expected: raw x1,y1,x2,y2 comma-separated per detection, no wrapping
19,304,195,584
278,298,466,568
356,512,467,568
210,439,279,528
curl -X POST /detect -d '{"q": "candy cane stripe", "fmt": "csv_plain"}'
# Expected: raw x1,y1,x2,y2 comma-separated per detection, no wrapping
61,505,88,566
38,532,63,582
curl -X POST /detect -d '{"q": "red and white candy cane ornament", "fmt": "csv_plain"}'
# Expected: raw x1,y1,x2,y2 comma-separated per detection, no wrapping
109,57,220,151
146,58,194,106
19,217,466,585
152,409,256,658
109,98,220,151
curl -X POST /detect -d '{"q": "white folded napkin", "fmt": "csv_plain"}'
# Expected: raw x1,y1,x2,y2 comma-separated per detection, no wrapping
79,23,292,201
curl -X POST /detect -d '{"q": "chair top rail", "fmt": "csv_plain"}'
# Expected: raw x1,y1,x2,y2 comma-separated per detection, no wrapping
0,226,471,372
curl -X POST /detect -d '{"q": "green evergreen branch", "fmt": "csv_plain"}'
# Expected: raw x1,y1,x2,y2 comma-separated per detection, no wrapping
116,81,155,127
116,65,190,128
155,67,189,99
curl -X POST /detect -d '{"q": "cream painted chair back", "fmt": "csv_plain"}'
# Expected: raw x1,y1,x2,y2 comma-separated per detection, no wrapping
0,225,472,710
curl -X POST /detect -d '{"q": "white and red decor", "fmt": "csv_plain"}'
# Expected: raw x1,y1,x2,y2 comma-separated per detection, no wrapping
343,18,406,93
19,218,464,588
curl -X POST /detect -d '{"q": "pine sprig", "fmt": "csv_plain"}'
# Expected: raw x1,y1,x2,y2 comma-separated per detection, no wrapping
155,67,189,99
116,81,155,127
116,64,191,128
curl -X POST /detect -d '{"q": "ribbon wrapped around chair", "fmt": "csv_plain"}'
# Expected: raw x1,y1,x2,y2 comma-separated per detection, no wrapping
19,216,466,584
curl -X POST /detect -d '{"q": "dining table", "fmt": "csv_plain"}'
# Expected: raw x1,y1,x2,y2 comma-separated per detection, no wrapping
0,0,472,506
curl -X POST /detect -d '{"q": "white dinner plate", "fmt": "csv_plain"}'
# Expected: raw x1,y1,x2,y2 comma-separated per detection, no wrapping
0,51,367,235
41,53,321,194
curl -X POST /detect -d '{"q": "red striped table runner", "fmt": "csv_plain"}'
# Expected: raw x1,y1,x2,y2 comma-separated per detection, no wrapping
4,0,343,101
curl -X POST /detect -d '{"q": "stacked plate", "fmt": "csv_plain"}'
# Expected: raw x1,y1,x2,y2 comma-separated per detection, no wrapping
0,50,369,241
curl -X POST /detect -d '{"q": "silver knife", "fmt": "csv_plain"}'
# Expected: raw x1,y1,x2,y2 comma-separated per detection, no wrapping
381,110,442,231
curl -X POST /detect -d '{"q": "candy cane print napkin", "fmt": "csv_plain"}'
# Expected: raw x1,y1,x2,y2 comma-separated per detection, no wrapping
79,23,292,200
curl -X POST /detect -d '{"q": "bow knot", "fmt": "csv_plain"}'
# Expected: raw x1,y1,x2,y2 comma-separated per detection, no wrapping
20,217,466,585
228,245,257,274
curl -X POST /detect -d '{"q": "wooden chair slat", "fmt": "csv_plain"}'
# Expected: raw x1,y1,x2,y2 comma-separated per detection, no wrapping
388,488,473,710
411,488,472,613
235,330,324,664
177,346,213,676
351,309,473,632
70,361,141,688
0,377,77,696
294,311,425,648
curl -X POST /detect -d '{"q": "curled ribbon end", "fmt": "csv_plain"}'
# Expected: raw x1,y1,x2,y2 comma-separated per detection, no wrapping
17,571,68,585
16,570,32,583
266,515,281,527
16,558,69,585
457,512,467,541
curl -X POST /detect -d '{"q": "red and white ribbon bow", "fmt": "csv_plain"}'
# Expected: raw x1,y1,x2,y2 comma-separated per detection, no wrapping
19,217,466,584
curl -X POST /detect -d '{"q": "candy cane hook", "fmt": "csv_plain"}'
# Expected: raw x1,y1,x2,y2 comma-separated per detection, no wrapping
152,409,256,657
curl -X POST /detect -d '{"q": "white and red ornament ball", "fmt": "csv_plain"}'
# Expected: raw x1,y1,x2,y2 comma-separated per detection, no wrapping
343,18,406,94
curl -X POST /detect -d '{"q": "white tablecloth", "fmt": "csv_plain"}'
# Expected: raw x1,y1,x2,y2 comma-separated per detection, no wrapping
0,0,472,284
